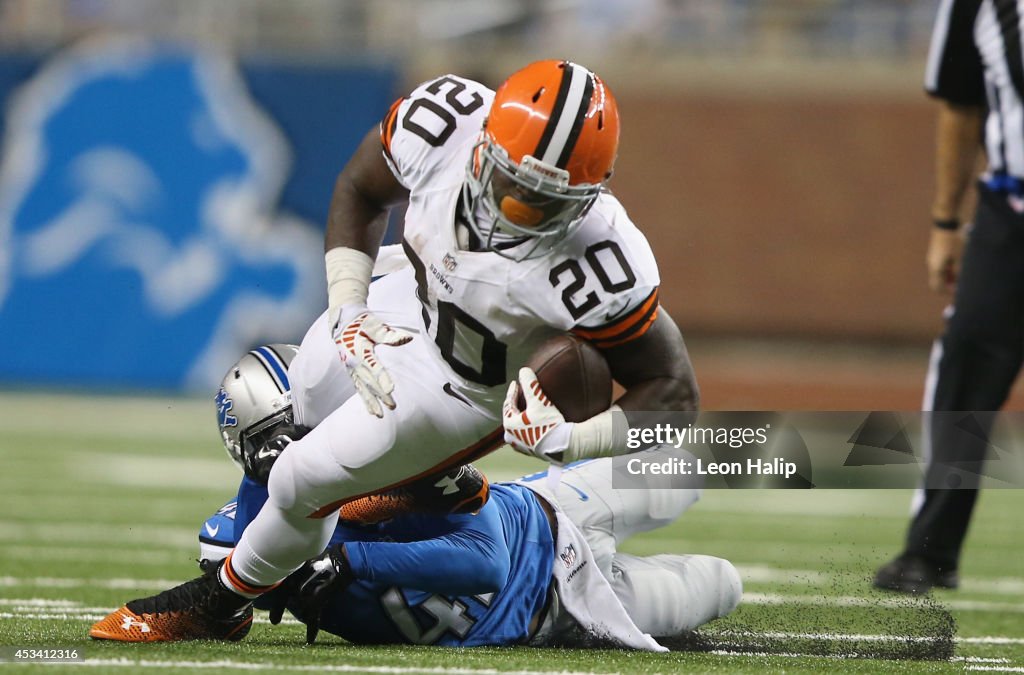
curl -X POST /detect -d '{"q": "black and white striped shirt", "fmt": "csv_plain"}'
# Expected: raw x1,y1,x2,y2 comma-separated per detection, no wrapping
926,0,1024,181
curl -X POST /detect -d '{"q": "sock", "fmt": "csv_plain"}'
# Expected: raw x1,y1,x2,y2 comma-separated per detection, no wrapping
219,552,279,600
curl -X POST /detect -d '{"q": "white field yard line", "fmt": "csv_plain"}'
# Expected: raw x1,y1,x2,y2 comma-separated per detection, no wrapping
4,599,1024,647
0,609,991,642
708,651,1013,663
0,616,289,627
0,577,182,589
707,653,1024,674
2,655,1022,675
0,606,303,626
744,591,1024,613
0,599,303,625
0,658,618,675
0,611,304,627
5,658,1023,675
15,561,1015,594
5,574,1024,614
5,564,1020,596
707,629,1024,646
6,568,1023,599
737,564,1024,595
710,629,954,643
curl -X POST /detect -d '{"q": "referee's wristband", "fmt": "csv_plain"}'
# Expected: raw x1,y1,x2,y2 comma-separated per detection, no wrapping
933,218,960,231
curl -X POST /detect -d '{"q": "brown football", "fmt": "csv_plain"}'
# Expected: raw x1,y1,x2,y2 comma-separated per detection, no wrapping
515,334,613,422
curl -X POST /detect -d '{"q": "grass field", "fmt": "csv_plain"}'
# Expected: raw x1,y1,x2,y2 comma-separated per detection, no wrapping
1,391,1022,674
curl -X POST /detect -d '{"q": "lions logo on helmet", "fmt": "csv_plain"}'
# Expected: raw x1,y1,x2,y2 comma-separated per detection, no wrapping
216,344,301,477
216,388,238,430
463,60,620,261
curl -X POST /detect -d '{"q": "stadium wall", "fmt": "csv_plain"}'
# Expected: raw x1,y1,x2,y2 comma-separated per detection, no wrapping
612,91,945,343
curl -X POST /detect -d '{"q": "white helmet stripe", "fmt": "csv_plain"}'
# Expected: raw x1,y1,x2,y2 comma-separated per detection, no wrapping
535,63,594,168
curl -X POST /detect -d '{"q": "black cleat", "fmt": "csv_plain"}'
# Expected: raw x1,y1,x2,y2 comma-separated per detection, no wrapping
873,554,959,594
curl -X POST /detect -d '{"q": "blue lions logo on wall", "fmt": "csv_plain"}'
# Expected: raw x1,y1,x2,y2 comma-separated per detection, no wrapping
0,36,325,390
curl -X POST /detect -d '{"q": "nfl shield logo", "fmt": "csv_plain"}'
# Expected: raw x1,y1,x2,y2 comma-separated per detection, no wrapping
442,252,458,272
560,544,577,568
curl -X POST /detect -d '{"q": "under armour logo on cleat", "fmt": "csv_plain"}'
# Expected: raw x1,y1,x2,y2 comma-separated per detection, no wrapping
434,474,460,496
120,614,151,633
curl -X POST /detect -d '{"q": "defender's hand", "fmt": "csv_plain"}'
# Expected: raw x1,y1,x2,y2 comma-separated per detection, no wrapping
502,367,574,465
926,227,964,294
267,545,354,645
333,304,413,417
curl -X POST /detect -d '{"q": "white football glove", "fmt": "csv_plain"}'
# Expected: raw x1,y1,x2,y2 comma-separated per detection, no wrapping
502,367,574,465
334,304,413,417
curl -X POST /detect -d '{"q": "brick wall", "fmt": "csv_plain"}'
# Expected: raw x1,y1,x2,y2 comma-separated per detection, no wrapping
613,92,949,343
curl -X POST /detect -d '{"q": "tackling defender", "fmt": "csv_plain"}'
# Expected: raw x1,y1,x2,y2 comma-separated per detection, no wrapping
90,59,699,641
92,347,740,648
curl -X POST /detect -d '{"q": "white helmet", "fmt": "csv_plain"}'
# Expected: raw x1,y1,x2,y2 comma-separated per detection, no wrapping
215,344,300,478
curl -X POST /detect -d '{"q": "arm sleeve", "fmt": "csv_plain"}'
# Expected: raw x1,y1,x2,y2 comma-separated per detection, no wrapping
233,476,270,544
924,0,985,105
343,507,511,596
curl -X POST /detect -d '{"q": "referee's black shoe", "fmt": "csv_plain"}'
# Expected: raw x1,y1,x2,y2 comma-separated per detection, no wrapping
873,554,959,594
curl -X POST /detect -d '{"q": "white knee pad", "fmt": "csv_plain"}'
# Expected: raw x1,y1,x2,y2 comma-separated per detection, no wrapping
611,553,742,636
645,488,701,526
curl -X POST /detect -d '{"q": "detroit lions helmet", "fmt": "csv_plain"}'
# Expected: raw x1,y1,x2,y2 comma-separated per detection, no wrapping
215,344,305,483
463,60,620,261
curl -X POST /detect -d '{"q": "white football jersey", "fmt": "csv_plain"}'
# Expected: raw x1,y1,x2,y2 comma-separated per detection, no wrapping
379,75,661,408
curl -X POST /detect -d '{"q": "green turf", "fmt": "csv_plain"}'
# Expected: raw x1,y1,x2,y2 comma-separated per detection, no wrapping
1,391,1021,673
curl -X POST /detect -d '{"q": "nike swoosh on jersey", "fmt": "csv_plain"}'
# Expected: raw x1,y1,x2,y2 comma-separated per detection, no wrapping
442,382,473,407
566,483,589,501
604,305,630,322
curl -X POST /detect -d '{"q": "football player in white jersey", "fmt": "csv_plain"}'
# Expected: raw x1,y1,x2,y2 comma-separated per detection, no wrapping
89,60,698,642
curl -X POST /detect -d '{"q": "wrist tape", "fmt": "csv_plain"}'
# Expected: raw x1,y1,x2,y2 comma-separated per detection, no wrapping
326,247,374,323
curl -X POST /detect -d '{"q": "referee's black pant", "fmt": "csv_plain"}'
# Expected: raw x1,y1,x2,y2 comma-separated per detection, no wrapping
906,186,1024,570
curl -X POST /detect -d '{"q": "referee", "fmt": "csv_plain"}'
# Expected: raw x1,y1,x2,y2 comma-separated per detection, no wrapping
875,0,1024,594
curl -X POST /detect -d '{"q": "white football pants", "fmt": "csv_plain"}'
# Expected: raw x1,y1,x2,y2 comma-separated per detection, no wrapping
522,448,742,636
230,268,502,586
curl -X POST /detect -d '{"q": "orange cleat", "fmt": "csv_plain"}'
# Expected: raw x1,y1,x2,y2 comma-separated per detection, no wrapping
339,464,490,525
89,560,253,642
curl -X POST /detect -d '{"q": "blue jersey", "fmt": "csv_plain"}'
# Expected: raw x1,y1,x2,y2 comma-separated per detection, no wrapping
201,477,554,646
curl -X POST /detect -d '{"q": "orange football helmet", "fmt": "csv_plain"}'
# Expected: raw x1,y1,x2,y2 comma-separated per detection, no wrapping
463,60,620,260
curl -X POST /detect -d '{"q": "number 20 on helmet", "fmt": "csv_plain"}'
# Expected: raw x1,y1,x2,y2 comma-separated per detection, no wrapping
463,60,620,260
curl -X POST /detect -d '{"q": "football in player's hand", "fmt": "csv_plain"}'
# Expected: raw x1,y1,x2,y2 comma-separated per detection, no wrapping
516,334,612,422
